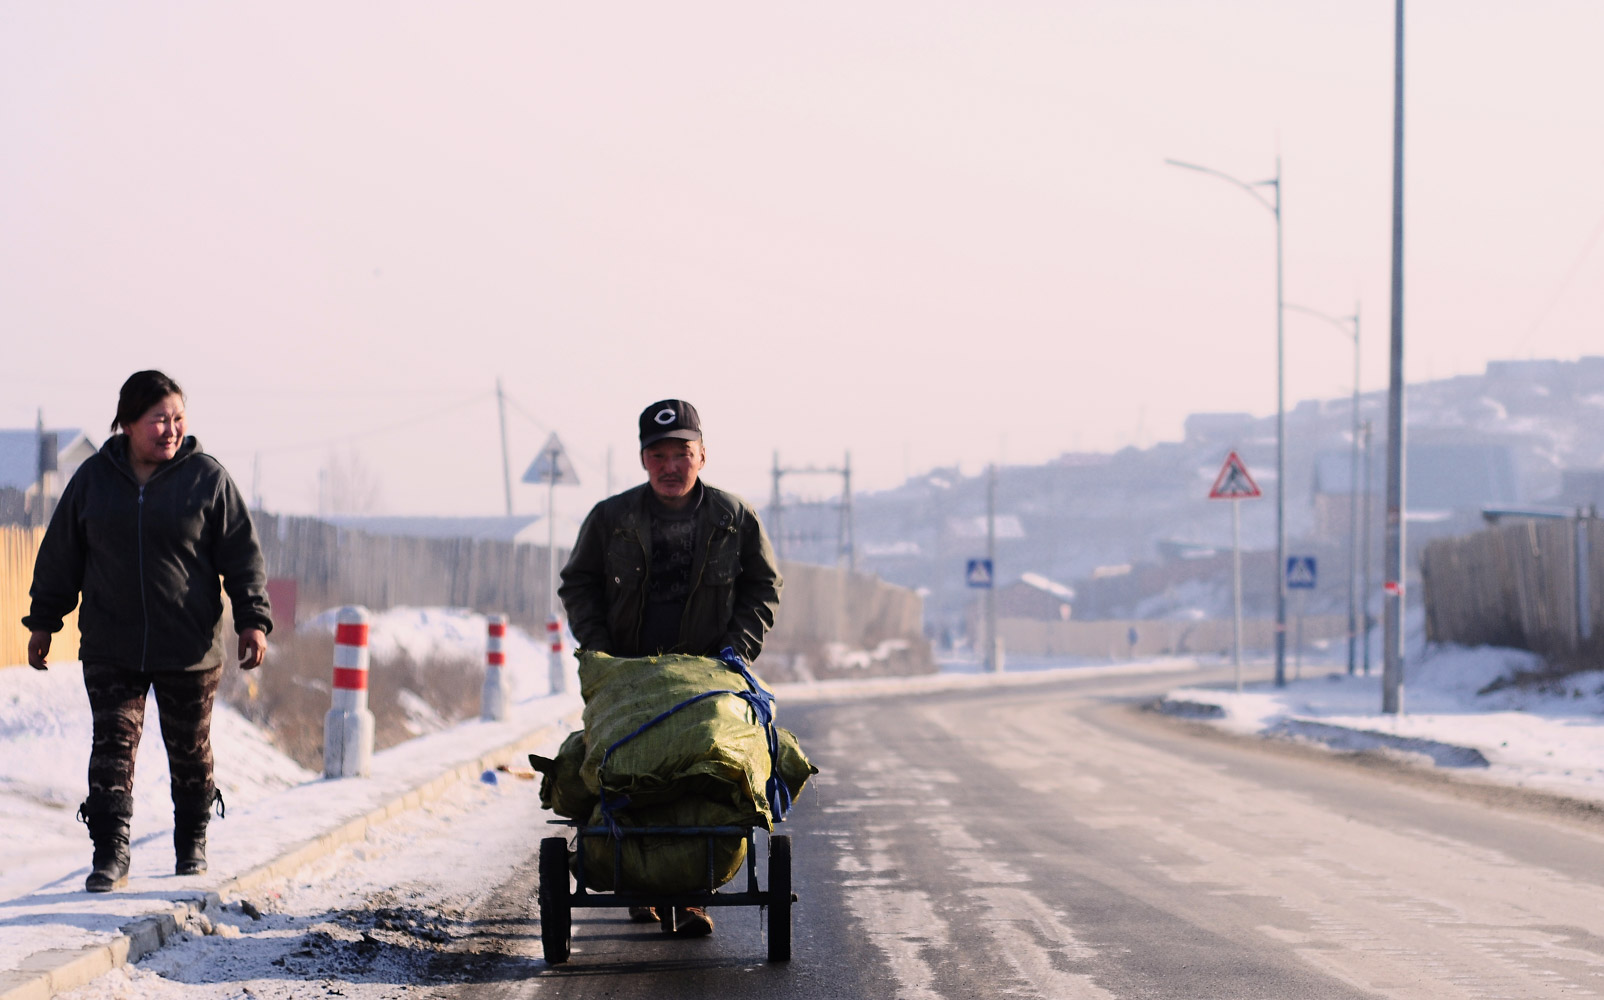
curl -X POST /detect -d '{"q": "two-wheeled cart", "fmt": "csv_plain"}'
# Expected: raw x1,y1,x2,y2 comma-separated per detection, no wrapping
538,821,794,964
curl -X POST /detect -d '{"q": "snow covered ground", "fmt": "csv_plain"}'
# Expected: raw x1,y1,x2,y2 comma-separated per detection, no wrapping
0,608,584,999
5,606,1604,997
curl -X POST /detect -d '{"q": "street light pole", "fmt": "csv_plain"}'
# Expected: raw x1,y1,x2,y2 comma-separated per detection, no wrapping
1166,155,1288,686
1285,302,1362,675
1382,0,1408,715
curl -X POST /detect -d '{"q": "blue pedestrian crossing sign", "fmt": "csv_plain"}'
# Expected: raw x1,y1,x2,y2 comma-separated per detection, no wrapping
1286,556,1317,590
965,559,994,589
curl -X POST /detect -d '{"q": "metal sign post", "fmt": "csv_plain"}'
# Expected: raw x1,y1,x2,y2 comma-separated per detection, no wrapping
523,432,579,694
1209,451,1262,692
1286,556,1317,681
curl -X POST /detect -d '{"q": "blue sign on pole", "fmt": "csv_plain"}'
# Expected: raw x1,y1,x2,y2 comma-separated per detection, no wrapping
1286,556,1318,590
965,559,994,589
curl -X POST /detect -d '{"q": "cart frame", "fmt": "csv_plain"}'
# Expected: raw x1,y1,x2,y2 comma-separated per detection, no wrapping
538,821,793,964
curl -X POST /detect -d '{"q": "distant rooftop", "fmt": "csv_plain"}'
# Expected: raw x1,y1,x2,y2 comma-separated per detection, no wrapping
0,429,94,491
1313,443,1518,509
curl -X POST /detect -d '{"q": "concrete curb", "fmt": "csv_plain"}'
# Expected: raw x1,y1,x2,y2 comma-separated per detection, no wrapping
1264,717,1491,768
0,709,581,1000
1152,697,1491,768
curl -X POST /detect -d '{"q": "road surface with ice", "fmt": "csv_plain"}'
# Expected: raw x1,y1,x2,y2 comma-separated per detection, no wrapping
54,660,1604,1000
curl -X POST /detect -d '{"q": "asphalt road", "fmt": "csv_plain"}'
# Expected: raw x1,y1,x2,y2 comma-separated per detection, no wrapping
451,666,1604,999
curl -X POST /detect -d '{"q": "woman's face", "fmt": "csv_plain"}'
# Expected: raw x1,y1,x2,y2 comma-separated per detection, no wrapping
125,394,186,466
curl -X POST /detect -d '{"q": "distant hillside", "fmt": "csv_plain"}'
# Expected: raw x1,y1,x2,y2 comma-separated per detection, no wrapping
777,356,1604,628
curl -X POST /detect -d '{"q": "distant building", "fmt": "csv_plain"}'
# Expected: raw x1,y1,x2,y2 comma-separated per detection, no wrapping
0,428,97,525
966,571,1075,639
1548,469,1604,511
1311,442,1518,541
945,514,1026,541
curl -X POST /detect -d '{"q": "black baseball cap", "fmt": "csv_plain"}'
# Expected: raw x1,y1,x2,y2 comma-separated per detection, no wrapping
639,400,702,447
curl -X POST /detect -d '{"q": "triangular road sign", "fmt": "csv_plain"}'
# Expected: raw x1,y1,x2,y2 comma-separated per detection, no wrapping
522,432,580,485
1208,451,1262,500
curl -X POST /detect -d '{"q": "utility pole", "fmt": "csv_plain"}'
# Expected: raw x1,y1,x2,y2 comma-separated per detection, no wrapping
770,451,784,561
606,445,614,498
34,409,47,528
839,451,855,571
770,453,855,567
1382,0,1408,715
1361,419,1376,676
496,378,513,516
1347,304,1362,675
984,464,1000,672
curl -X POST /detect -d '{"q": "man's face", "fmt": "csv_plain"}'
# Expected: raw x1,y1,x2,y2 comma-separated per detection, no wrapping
642,439,706,502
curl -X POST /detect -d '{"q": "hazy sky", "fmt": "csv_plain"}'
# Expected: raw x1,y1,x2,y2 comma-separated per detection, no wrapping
4,2,1601,519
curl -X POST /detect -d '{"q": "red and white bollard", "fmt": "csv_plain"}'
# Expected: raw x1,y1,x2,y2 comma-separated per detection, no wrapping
546,617,567,695
324,606,375,779
482,614,509,721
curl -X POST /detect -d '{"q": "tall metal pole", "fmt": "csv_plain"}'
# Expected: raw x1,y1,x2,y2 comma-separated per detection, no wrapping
1382,0,1408,715
1286,301,1362,677
1272,156,1287,689
986,463,999,673
34,409,46,528
841,451,855,571
770,451,784,561
547,458,557,625
1347,304,1362,675
1361,419,1375,676
1164,155,1286,687
1232,497,1244,692
496,379,513,516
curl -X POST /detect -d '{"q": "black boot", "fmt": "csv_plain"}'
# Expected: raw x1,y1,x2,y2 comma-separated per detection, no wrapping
78,794,133,893
174,787,223,876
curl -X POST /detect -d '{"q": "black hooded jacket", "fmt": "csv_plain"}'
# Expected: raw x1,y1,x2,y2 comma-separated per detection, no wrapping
23,435,273,671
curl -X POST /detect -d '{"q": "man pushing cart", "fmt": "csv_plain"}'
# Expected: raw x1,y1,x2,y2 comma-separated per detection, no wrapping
539,399,811,962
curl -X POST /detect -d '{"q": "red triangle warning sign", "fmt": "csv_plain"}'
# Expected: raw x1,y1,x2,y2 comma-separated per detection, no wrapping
1209,451,1262,500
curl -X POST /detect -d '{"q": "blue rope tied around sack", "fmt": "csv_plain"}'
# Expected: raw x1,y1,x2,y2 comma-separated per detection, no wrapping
595,647,791,838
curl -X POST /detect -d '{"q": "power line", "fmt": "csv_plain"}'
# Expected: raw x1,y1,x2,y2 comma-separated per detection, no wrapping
1525,208,1604,348
500,391,611,480
252,391,492,456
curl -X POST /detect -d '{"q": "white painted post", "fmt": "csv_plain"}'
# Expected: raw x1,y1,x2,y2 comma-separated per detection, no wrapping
482,614,509,721
546,617,566,694
324,606,375,779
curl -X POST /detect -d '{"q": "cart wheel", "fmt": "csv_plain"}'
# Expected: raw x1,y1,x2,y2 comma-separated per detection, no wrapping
538,836,572,964
768,834,792,962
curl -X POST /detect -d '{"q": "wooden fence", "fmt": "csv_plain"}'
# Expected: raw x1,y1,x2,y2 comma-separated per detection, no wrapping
1421,516,1604,668
0,525,80,668
2,513,933,677
761,562,934,678
255,513,563,630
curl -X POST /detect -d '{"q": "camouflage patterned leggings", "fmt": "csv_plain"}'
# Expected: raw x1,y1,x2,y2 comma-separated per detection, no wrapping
83,663,222,804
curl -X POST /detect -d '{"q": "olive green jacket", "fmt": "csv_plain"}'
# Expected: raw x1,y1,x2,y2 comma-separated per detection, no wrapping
558,483,782,661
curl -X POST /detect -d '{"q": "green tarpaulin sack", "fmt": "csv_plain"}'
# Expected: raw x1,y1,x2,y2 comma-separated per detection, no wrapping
544,650,818,893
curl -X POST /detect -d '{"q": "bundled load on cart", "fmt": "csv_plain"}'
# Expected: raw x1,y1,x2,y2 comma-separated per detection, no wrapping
531,649,818,894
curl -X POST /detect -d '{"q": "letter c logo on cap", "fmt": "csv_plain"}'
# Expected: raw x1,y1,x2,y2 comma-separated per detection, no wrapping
654,408,677,425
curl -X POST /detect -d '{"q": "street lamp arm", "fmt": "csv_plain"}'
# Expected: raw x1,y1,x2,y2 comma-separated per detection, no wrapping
1285,302,1359,342
1164,158,1278,216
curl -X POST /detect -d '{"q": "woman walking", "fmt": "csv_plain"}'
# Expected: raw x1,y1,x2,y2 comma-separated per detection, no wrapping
23,370,272,892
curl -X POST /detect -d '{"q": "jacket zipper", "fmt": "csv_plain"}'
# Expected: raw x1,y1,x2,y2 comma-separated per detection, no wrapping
678,515,731,640
137,484,149,670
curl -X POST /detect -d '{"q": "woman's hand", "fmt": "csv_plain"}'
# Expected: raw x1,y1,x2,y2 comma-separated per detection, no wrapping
238,627,267,670
27,630,51,670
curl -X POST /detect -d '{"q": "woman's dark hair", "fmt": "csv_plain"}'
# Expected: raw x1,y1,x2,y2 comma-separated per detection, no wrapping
111,370,185,433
